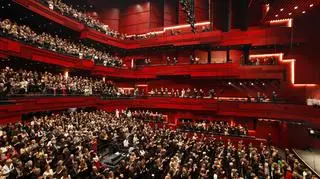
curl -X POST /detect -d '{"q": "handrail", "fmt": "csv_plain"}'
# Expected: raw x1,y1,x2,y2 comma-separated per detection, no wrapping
292,149,320,177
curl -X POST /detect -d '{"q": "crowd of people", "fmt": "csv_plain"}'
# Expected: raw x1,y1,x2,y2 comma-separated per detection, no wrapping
118,109,166,123
0,66,121,98
306,97,320,108
179,120,248,137
0,19,124,68
0,109,316,178
36,0,157,40
147,87,215,98
247,57,277,66
180,0,196,33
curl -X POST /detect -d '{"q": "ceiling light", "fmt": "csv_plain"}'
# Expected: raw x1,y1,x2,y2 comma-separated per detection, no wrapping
275,14,278,17
280,8,284,11
228,82,232,85
251,83,254,86
294,6,298,9
310,4,314,7
240,82,243,86
302,11,306,14
288,12,292,16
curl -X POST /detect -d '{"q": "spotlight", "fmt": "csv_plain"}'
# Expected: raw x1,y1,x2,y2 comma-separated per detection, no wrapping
240,82,243,86
310,4,314,7
275,14,278,17
302,11,306,14
228,82,232,85
294,6,298,10
262,83,265,86
310,130,315,134
251,83,254,86
288,12,292,16
280,8,284,11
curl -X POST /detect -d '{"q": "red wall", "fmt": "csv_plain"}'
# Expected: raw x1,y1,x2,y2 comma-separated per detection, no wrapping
194,0,209,22
288,8,320,84
98,8,120,31
164,0,178,26
256,121,320,149
119,2,151,34
150,0,164,29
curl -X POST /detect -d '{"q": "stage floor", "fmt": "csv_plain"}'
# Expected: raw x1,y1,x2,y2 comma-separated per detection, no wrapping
294,149,320,176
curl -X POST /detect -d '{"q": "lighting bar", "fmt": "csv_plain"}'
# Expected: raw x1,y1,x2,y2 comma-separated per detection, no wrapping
269,18,293,27
136,84,148,87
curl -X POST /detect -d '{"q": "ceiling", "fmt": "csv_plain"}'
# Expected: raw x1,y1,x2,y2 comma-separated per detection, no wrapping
264,0,320,21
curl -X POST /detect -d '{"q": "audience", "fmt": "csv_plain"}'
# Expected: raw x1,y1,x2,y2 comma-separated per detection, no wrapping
0,66,121,97
0,109,315,178
0,19,123,68
148,87,208,98
121,109,166,123
179,120,248,136
36,0,156,40
180,0,196,33
307,97,320,108
248,56,277,66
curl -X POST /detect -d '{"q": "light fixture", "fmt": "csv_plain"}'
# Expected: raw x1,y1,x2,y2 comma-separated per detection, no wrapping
275,14,278,17
310,4,314,7
294,6,298,10
228,82,232,85
251,83,254,86
302,11,306,14
288,12,292,16
240,82,243,86
280,8,284,11
262,83,265,86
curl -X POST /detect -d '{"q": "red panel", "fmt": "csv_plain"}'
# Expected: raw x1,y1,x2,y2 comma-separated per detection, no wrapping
194,0,209,22
164,0,178,26
119,2,151,34
98,8,120,31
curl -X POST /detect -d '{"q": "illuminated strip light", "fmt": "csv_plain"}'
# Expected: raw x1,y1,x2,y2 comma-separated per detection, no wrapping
269,18,293,27
249,53,317,87
119,88,134,90
136,84,148,87
126,21,211,36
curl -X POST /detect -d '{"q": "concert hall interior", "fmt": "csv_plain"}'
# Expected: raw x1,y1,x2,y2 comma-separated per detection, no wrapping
0,0,319,178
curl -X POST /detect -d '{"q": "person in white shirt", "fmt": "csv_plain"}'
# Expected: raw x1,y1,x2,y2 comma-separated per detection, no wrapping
123,138,129,148
2,159,14,177
115,109,120,119
180,89,185,98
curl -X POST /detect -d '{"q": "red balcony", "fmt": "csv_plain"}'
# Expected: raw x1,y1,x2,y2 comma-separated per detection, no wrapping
12,0,301,50
1,38,287,80
14,0,85,32
1,97,319,125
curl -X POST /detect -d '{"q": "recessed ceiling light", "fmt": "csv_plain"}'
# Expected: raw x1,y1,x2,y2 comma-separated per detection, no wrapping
289,12,292,16
280,8,284,11
275,14,278,17
310,4,314,7
294,6,298,9
302,11,306,14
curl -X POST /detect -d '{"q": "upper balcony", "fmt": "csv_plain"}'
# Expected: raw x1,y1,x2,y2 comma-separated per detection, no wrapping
12,0,300,50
